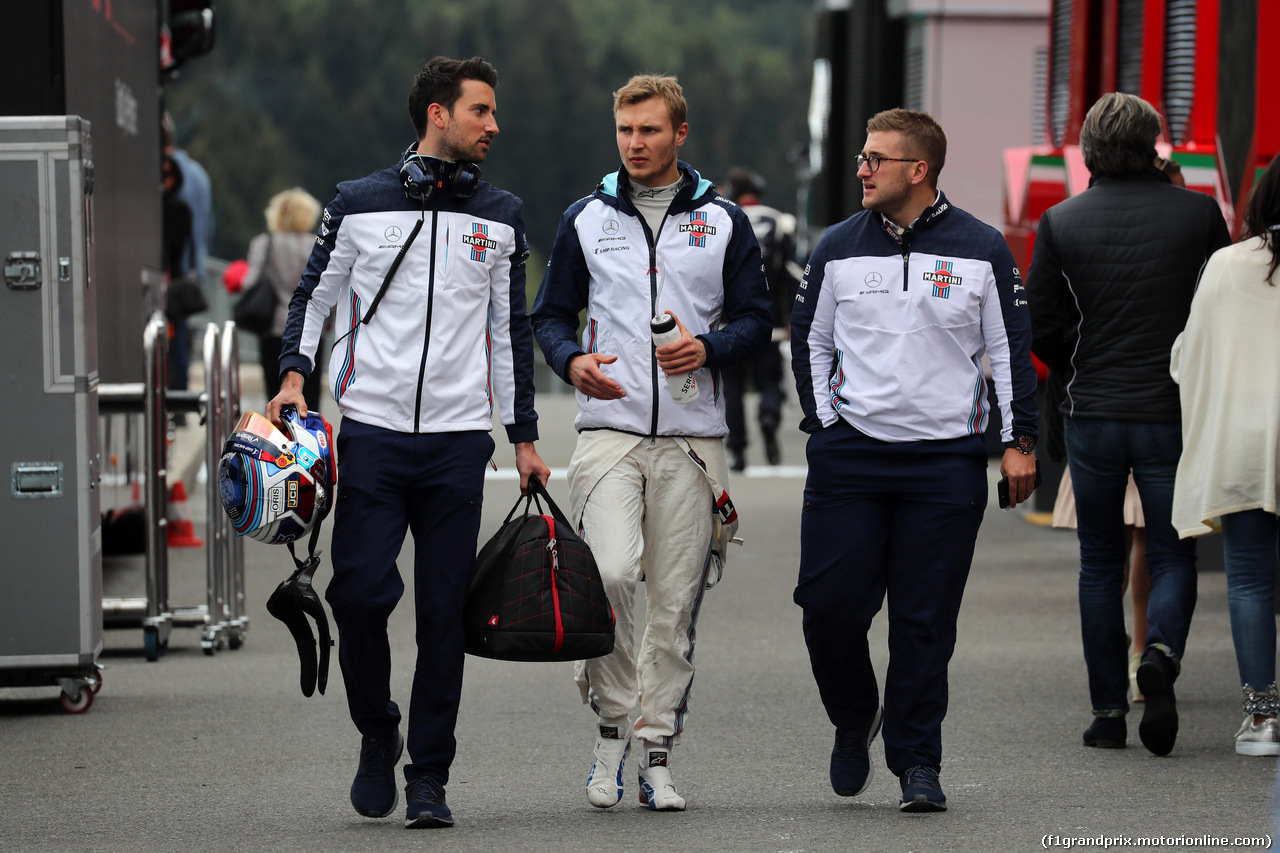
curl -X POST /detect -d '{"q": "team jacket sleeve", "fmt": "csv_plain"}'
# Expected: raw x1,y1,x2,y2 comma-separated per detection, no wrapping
699,208,772,368
489,207,539,444
1025,211,1074,375
789,236,839,433
531,206,591,383
981,232,1039,442
279,190,353,380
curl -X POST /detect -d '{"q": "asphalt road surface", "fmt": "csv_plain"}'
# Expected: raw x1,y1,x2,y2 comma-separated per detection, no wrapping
2,390,1275,853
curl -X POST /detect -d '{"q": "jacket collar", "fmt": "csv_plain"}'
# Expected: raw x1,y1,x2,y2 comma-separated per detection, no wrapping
597,160,716,217
915,189,952,229
1088,164,1173,189
876,189,952,241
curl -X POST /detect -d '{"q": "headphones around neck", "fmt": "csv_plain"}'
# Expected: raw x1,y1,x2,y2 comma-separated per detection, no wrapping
401,146,481,201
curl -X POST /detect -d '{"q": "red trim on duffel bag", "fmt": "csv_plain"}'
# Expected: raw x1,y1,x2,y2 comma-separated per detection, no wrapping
543,515,565,653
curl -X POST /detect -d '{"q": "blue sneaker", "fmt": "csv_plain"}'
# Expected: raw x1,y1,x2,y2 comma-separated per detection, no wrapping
404,778,454,828
831,706,883,797
898,765,947,812
349,732,404,818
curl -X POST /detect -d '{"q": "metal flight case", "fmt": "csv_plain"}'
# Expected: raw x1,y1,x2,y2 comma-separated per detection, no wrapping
0,116,103,712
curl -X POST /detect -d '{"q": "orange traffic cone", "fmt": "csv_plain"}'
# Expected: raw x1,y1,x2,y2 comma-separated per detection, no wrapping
167,480,204,548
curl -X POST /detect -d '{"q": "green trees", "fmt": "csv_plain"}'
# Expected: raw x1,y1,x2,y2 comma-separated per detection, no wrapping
167,0,812,263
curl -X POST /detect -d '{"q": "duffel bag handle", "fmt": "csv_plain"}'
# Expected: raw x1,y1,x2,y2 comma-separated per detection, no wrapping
526,473,574,532
502,472,550,525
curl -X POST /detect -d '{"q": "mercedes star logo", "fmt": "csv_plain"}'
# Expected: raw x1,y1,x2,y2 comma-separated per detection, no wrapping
864,271,883,285
602,219,620,236
385,226,402,242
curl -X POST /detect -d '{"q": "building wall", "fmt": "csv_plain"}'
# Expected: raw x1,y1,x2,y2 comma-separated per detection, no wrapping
889,1,1049,229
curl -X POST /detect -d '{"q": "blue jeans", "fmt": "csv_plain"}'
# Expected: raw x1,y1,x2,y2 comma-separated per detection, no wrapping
1222,509,1280,705
1064,417,1198,715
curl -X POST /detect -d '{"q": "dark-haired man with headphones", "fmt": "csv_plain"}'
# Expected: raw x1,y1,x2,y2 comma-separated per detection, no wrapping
268,55,549,830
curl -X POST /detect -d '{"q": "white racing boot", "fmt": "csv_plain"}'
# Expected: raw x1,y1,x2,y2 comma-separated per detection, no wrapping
637,740,686,811
586,721,632,808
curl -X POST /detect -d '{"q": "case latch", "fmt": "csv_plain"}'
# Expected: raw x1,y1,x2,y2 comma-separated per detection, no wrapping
5,252,41,290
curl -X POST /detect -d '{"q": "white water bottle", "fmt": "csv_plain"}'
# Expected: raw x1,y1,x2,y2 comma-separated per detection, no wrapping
651,313,699,404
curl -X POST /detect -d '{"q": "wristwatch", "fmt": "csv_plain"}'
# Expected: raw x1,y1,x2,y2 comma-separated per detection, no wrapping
1006,434,1037,455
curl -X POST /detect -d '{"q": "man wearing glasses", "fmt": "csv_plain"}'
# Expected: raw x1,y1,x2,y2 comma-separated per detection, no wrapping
790,109,1039,812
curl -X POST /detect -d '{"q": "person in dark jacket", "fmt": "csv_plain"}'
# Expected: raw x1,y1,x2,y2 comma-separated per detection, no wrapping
720,167,800,470
1027,92,1230,757
161,154,194,392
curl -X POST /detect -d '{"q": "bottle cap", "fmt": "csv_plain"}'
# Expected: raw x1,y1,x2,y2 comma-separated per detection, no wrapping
650,314,676,334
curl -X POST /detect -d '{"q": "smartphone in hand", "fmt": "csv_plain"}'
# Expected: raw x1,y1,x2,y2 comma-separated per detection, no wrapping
998,459,1042,510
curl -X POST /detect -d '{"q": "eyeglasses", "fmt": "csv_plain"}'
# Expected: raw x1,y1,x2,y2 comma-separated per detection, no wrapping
855,154,920,173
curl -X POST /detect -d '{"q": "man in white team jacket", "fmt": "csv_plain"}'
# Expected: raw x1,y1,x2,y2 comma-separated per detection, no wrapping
531,74,770,811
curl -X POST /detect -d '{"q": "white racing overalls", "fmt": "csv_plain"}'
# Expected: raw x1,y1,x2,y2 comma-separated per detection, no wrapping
568,430,724,746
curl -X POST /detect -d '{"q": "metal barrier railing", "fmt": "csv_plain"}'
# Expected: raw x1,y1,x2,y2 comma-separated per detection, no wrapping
222,325,247,645
98,312,246,661
200,320,225,654
220,323,247,649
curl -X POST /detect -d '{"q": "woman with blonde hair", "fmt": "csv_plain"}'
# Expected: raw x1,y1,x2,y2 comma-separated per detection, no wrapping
244,187,323,408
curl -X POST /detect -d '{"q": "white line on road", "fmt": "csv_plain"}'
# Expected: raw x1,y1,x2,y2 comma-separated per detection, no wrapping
484,465,811,480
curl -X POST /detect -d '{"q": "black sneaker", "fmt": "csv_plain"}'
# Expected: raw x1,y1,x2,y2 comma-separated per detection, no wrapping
349,732,404,818
1082,716,1126,748
899,765,947,812
831,706,883,797
1137,650,1178,756
405,778,454,828
730,448,746,472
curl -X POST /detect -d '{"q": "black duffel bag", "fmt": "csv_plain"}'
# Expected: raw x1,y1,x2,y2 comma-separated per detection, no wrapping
464,475,614,662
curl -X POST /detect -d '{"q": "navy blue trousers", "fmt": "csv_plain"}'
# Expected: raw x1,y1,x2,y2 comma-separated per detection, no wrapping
795,420,987,775
325,419,493,787
724,341,784,451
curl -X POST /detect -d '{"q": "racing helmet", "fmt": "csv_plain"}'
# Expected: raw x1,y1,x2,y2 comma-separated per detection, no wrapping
217,408,336,544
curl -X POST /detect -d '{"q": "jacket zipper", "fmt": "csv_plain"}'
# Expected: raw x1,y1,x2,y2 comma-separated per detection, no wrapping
645,217,665,438
900,228,914,292
413,208,439,432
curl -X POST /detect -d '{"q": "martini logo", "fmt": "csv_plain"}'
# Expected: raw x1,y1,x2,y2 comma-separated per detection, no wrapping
463,222,498,261
923,260,962,298
680,212,717,247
